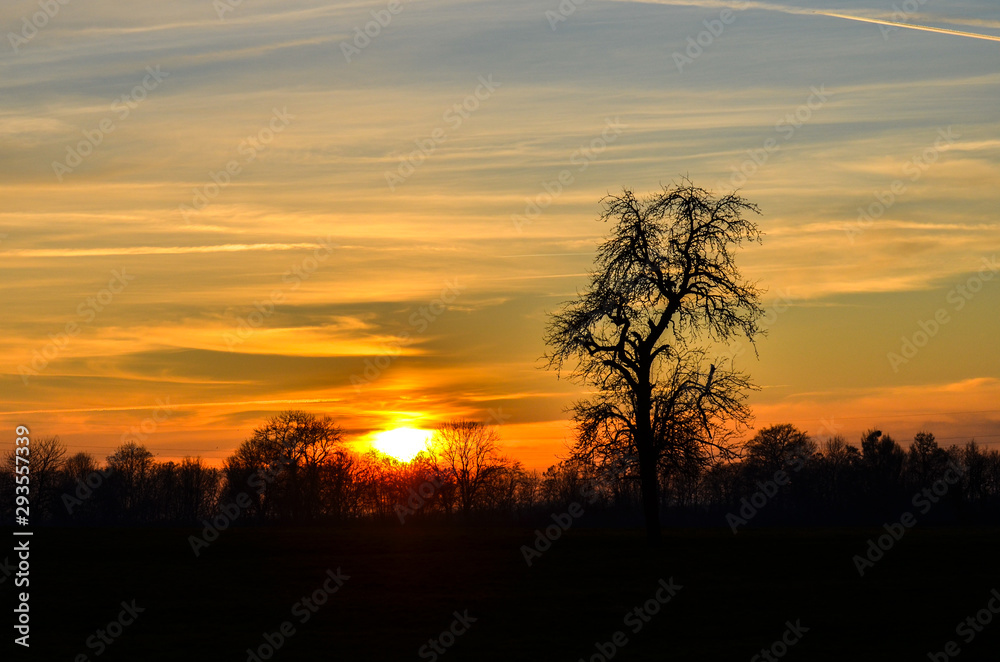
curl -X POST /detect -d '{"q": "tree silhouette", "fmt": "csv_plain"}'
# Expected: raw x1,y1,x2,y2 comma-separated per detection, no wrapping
4,435,66,520
224,411,344,520
430,420,509,516
106,441,155,519
816,435,861,510
905,431,949,486
744,424,816,474
859,428,905,512
545,180,764,543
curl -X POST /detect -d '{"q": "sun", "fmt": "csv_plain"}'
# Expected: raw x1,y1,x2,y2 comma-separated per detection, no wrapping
371,427,434,462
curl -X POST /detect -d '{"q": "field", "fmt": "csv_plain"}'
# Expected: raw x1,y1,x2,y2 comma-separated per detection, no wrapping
14,523,1000,661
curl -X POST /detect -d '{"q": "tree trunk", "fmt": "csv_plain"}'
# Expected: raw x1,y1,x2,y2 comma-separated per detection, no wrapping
636,392,661,545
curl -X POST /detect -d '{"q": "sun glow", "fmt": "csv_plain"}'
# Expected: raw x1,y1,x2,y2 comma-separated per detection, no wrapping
371,427,434,462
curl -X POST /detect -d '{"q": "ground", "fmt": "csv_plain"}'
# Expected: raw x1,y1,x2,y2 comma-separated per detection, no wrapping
13,523,1000,661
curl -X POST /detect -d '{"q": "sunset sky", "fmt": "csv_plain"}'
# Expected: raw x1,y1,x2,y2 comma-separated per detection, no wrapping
2,0,998,470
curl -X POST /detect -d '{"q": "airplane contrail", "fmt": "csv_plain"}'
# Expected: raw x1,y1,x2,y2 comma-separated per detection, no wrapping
612,1,1000,43
815,11,1000,43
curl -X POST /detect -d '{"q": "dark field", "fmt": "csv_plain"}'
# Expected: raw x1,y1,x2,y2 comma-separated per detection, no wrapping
13,524,1000,661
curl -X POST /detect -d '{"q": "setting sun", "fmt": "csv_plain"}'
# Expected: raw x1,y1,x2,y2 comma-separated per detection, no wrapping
371,427,435,463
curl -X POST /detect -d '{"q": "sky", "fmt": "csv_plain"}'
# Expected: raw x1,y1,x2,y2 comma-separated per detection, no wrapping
1,0,998,470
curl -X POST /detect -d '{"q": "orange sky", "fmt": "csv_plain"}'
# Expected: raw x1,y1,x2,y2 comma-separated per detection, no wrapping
2,0,999,470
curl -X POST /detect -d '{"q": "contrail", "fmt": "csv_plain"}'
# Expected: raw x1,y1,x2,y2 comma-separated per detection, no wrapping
816,11,1000,43
612,0,1000,43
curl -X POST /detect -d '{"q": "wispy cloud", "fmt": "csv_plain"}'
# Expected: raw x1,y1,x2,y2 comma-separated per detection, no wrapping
0,243,329,258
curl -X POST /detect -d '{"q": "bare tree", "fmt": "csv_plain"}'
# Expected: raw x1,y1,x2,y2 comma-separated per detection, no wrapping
860,428,905,509
905,431,948,486
173,457,221,522
431,420,508,516
106,441,155,519
63,451,99,478
545,180,764,543
4,435,66,520
224,411,345,520
744,424,816,473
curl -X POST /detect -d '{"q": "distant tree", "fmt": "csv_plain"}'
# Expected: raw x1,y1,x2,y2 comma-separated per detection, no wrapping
818,435,860,497
63,451,100,479
106,441,155,519
821,436,860,468
744,424,816,474
54,452,108,522
224,411,345,520
182,457,222,520
860,429,904,478
859,428,905,509
905,431,948,486
479,461,533,515
317,448,365,519
960,441,990,505
514,468,543,513
152,457,220,522
431,420,509,516
545,181,765,543
4,435,66,520
541,459,600,508
982,446,1000,503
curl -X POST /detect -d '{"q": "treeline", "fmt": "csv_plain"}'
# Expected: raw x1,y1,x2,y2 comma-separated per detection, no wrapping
4,413,1000,528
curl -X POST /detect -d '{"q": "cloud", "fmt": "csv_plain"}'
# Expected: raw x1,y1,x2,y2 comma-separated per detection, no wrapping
0,243,329,258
